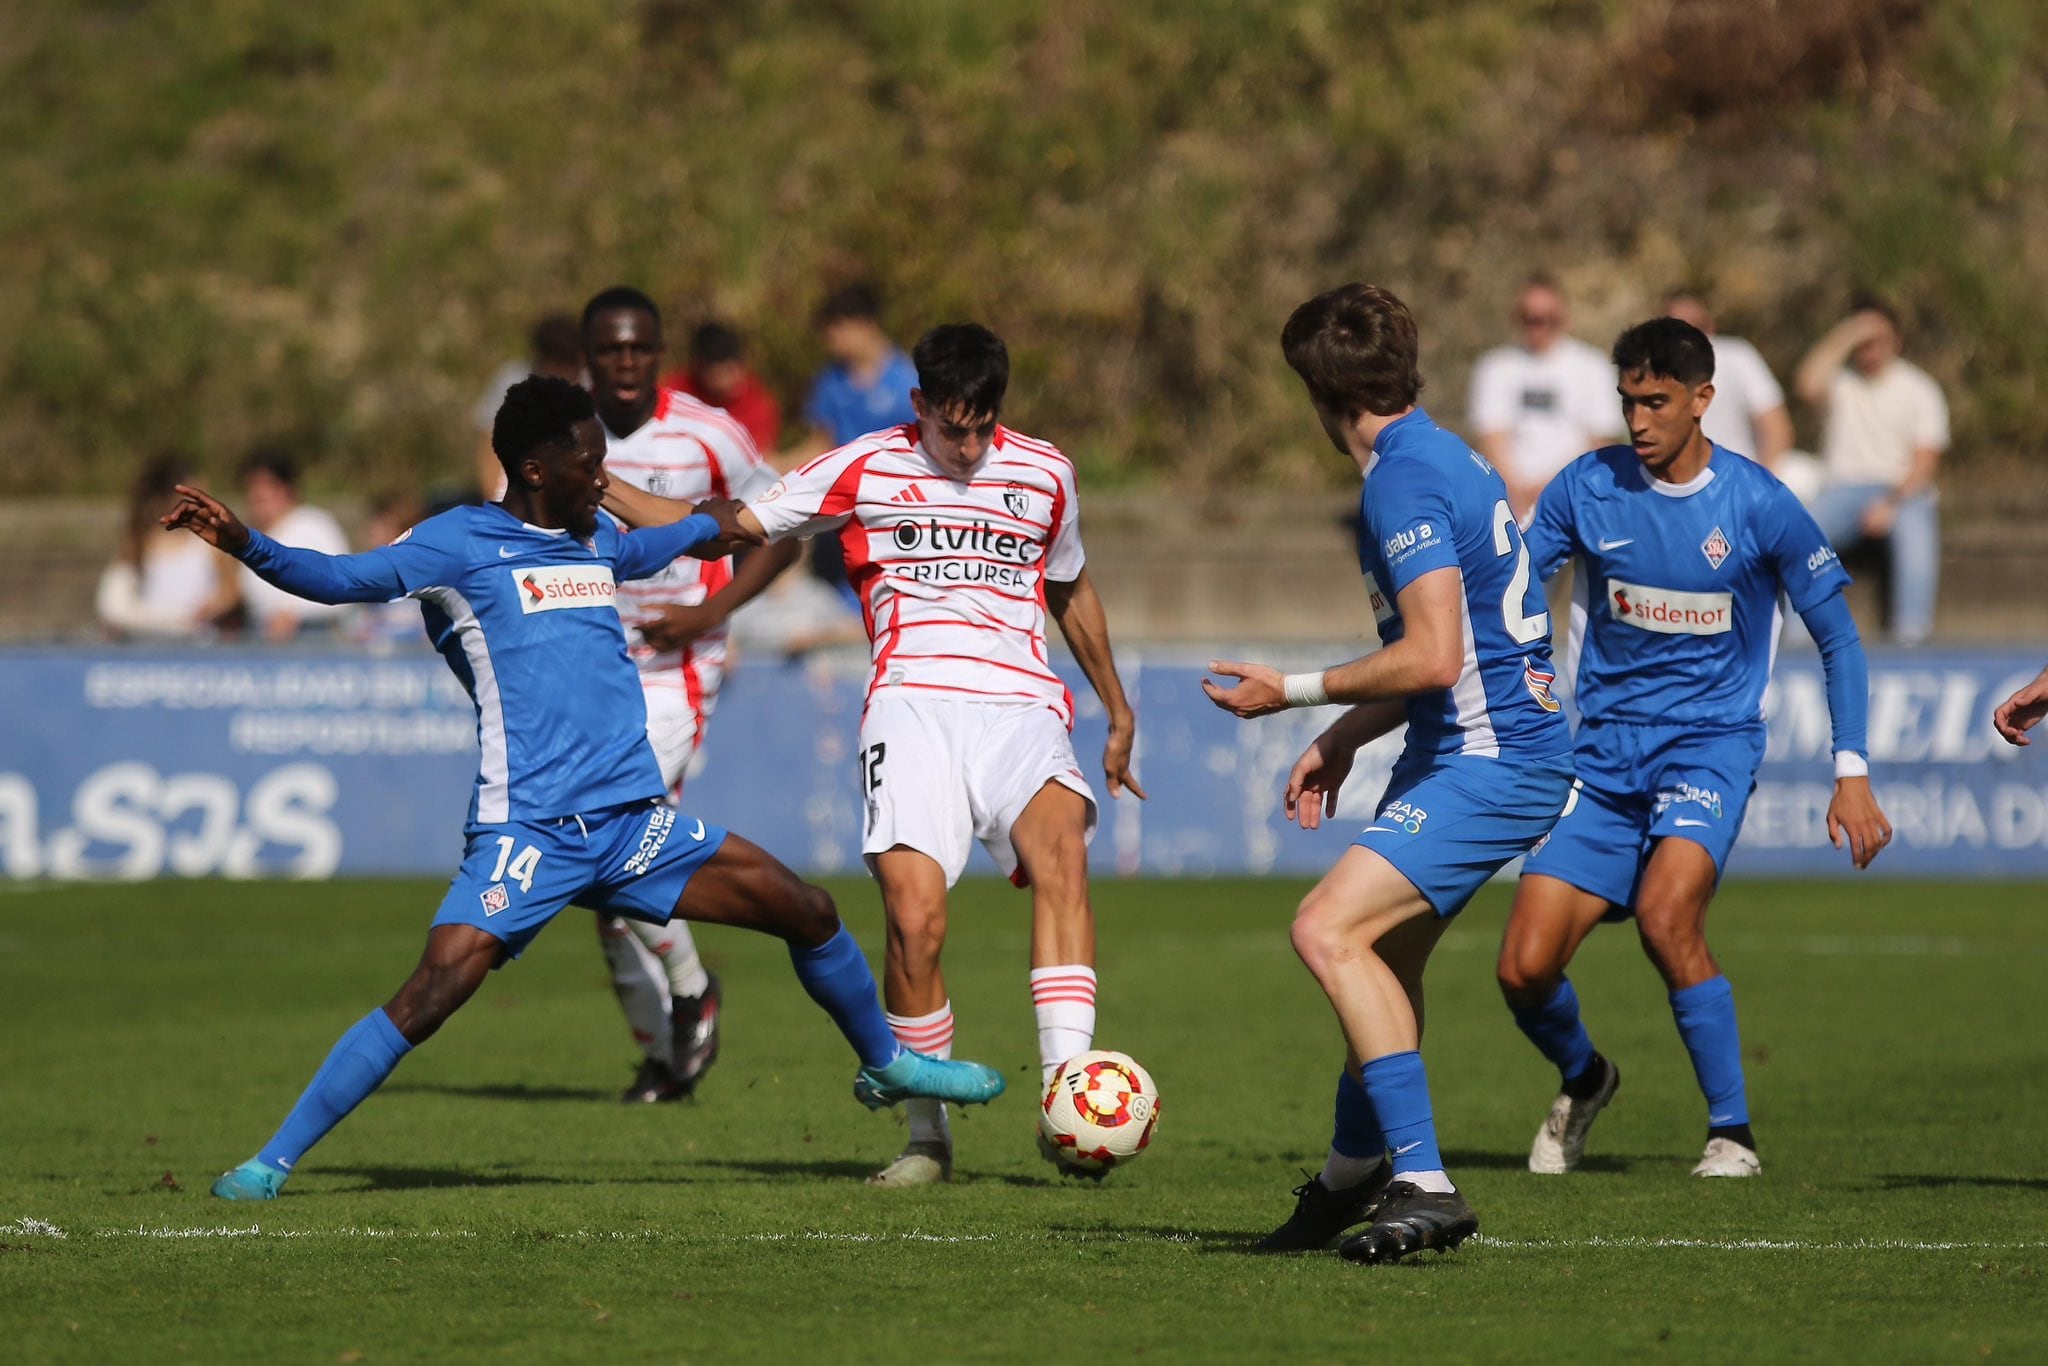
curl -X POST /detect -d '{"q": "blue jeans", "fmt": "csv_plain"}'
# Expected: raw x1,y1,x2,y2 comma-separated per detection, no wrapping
1809,482,1939,644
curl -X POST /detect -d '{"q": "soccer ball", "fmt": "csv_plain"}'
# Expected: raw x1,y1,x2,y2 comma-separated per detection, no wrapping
1038,1050,1161,1172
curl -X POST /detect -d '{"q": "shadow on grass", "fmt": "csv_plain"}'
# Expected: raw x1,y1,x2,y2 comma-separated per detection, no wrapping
383,1081,617,1103
1442,1148,1642,1173
691,1157,1065,1188
320,1164,617,1191
1875,1173,2048,1192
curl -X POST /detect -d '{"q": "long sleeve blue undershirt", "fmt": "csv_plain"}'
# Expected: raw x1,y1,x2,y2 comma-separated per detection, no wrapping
1796,589,1869,761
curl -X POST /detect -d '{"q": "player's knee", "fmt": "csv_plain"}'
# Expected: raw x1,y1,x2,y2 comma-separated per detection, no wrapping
1635,909,1708,980
887,897,948,964
792,883,840,947
1289,894,1343,977
1495,943,1561,1003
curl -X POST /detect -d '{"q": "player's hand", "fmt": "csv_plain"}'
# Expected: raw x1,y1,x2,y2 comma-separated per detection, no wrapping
1284,732,1354,831
1202,661,1287,718
160,484,251,555
1992,667,2048,745
686,498,764,558
1859,497,1899,539
1826,775,1892,870
1103,710,1146,801
638,601,726,652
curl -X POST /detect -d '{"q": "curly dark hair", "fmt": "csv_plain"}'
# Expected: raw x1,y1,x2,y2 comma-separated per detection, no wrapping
492,375,596,475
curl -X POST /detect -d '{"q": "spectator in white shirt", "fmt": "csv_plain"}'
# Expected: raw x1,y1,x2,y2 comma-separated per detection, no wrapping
97,455,232,640
1795,298,1949,645
1663,291,1796,471
1468,275,1624,521
233,449,354,641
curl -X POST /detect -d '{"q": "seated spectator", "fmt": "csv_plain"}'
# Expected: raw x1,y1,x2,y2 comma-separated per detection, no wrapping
1468,274,1623,522
1663,290,1796,471
1795,298,1949,645
472,313,584,499
232,448,353,641
660,320,783,452
96,455,231,640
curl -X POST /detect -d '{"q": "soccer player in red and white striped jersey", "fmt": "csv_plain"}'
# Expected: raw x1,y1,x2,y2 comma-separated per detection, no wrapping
608,323,1144,1184
582,287,802,1105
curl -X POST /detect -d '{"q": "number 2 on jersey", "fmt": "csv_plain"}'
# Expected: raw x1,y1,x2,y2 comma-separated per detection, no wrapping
1492,499,1550,644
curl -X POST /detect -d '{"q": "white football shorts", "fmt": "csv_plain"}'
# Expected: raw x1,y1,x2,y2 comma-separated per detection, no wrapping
856,692,1098,887
640,663,722,795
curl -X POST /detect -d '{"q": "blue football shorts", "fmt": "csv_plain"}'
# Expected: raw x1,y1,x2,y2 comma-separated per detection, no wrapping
432,800,728,962
1353,751,1576,917
1523,719,1767,913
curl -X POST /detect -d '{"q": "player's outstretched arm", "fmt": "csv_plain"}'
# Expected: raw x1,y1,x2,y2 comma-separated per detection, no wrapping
162,484,414,606
1799,590,1892,868
1992,663,2048,746
1046,569,1145,799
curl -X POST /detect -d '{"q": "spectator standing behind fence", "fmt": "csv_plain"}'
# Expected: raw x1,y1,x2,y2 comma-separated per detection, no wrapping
1468,275,1623,522
1663,291,1796,473
660,320,783,453
232,450,353,641
1795,299,1948,645
97,455,232,640
472,314,584,499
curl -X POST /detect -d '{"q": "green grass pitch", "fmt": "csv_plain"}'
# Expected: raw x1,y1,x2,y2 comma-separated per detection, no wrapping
3,877,2044,1362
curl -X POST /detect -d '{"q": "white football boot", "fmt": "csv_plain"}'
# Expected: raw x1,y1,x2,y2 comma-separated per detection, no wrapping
867,1139,953,1187
1528,1057,1621,1174
1691,1136,1761,1178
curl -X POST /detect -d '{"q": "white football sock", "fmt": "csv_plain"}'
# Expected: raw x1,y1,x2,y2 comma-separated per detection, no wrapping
886,1003,954,1149
1319,1148,1386,1191
599,917,673,1065
628,917,711,1000
1030,965,1097,1085
1398,1168,1456,1194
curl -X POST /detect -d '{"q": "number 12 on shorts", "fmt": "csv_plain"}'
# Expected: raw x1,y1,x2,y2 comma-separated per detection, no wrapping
489,836,542,893
862,742,887,793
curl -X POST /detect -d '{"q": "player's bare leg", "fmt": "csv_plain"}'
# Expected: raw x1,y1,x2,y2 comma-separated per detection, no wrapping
869,845,959,1185
1283,846,1479,1263
1010,782,1097,1082
1498,875,1622,1173
1635,838,1759,1176
211,925,505,1200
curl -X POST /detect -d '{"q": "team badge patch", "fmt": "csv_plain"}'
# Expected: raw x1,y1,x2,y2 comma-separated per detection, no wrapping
1003,482,1029,519
480,882,510,916
1702,526,1732,570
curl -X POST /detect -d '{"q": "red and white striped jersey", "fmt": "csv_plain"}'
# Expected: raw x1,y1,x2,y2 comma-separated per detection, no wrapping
750,424,1086,723
601,388,780,682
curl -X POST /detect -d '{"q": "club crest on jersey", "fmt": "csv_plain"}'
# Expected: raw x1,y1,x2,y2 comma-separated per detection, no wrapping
1003,482,1029,519
1701,526,1732,570
646,470,672,496
1524,659,1560,712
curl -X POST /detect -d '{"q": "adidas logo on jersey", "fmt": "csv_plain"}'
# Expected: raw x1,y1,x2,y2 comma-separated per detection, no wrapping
889,485,930,504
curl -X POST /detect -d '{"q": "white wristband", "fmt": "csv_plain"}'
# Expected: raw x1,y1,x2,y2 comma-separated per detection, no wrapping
1834,751,1869,779
1283,672,1331,708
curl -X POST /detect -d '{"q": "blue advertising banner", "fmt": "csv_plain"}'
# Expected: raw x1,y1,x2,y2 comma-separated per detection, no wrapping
3,647,2046,881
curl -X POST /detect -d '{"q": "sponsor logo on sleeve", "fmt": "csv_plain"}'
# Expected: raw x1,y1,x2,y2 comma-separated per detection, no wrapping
1608,579,1733,636
1381,521,1436,565
1807,546,1841,574
512,565,618,614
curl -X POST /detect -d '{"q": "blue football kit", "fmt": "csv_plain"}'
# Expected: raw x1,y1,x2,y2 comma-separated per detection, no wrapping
1349,408,1576,914
1521,444,1869,905
235,502,731,956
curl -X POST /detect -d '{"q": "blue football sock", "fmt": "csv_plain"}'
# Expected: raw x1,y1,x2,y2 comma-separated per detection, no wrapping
1510,977,1598,1085
1331,1068,1381,1160
257,1008,413,1173
1359,1050,1443,1178
788,928,902,1071
1669,975,1749,1128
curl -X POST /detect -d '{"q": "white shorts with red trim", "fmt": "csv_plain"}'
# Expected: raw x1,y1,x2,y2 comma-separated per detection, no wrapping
641,657,724,794
857,692,1097,888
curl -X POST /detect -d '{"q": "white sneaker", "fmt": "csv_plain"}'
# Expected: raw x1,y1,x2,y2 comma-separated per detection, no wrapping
1691,1137,1761,1178
1527,1057,1621,1174
867,1139,953,1187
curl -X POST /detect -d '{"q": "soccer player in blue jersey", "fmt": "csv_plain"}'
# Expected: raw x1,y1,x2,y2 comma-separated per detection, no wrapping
164,377,1005,1201
1205,284,1576,1263
1497,317,1892,1180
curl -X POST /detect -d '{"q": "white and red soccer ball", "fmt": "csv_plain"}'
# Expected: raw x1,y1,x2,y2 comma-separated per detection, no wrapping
1039,1050,1161,1172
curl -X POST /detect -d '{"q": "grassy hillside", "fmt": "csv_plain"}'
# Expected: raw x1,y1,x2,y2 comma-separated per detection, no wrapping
3,0,2042,497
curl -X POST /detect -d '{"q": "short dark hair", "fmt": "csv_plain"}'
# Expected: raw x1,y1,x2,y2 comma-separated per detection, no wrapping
689,320,744,367
817,281,882,325
1849,292,1901,332
911,323,1009,419
581,285,661,337
492,375,596,473
530,313,583,369
1612,317,1715,387
1280,283,1425,419
239,446,299,488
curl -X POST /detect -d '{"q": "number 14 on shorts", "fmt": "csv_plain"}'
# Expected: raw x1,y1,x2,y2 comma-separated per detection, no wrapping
489,836,542,893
